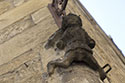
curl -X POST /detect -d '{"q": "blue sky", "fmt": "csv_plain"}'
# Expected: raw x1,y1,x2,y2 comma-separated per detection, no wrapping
80,0,125,55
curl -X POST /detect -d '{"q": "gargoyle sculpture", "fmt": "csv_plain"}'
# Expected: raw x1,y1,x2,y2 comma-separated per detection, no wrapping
45,13,111,81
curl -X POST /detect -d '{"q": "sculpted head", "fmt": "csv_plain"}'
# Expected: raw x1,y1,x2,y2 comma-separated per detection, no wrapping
61,13,82,30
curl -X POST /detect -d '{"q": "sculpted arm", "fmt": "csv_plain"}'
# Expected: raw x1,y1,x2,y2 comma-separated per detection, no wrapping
45,29,64,49
56,28,71,50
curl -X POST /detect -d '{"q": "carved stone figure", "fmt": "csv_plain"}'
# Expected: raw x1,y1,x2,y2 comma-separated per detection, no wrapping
45,13,107,81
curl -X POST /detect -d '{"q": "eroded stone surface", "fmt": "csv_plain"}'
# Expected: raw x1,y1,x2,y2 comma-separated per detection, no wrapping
0,0,124,83
0,15,34,44
46,63,103,83
0,54,43,83
13,0,25,6
0,0,14,15
31,7,51,24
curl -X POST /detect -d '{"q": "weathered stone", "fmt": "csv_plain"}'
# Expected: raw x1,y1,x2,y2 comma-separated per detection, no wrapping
0,54,43,83
0,14,55,66
0,15,34,44
31,7,51,24
0,0,124,83
0,0,48,30
0,49,33,75
46,63,103,83
0,1,12,15
13,0,25,7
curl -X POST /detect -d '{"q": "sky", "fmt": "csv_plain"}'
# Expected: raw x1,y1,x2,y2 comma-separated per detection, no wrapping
80,0,125,56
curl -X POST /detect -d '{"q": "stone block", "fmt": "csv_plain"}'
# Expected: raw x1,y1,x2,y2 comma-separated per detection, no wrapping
0,54,43,83
13,0,25,7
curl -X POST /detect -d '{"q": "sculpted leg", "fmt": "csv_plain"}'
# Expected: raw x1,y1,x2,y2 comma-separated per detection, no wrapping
47,51,75,76
83,54,106,81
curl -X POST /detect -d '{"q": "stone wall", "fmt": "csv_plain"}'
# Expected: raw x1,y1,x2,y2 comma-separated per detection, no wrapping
0,0,124,83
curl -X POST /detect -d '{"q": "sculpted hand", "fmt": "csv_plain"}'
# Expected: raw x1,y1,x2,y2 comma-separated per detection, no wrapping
56,40,65,50
44,40,55,49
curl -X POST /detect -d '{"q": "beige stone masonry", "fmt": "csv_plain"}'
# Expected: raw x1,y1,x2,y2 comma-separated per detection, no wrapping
0,15,34,45
0,0,48,30
0,0,14,15
0,12,54,66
